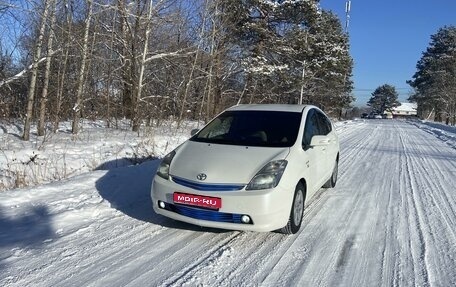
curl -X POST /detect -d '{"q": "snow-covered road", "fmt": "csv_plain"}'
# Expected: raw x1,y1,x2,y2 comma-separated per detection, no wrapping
1,120,456,286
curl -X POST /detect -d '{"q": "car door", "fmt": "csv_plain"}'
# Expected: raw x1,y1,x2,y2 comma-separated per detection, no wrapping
315,110,338,180
313,110,331,178
301,109,325,196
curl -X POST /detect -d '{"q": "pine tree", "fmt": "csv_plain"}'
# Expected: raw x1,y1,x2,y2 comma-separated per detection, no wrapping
408,26,456,124
367,84,400,113
220,0,353,111
304,10,353,112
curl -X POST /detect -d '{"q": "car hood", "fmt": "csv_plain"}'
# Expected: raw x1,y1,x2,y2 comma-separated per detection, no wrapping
170,141,290,184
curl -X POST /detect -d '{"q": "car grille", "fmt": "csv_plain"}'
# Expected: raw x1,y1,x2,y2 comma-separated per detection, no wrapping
171,176,245,191
163,203,251,224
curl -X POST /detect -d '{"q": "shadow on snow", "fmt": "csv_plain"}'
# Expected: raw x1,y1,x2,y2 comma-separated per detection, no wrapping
0,205,55,272
95,159,230,234
94,156,159,171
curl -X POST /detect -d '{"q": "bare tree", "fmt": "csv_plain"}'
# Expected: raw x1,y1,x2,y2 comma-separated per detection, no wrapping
177,0,208,127
131,0,154,132
52,0,73,132
23,0,52,141
37,0,57,136
72,0,93,134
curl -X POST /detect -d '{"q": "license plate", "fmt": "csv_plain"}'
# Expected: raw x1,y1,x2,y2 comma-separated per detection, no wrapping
173,192,222,210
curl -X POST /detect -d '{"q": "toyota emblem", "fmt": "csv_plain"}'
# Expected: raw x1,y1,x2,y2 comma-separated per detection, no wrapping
196,173,207,181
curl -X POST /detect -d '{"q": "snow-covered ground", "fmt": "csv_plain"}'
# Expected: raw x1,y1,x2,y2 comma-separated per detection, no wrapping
0,120,195,191
1,119,456,286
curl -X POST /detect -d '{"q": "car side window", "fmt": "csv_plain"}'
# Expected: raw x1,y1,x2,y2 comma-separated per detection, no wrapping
302,109,319,147
315,111,332,136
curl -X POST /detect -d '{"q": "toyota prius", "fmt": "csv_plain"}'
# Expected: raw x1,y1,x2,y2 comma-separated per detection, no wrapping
151,104,339,234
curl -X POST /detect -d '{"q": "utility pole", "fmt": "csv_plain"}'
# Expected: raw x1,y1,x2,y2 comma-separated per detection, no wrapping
299,60,306,105
345,0,351,33
298,32,308,105
341,0,352,119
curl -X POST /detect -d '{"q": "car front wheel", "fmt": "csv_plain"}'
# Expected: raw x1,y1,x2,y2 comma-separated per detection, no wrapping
280,182,305,234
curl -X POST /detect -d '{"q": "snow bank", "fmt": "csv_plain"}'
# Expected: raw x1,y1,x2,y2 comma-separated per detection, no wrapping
0,120,195,191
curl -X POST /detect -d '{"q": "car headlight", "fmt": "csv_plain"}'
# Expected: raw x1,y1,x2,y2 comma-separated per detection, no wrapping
157,150,176,180
246,160,287,190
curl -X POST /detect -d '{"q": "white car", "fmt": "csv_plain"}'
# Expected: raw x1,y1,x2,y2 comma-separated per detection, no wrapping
151,104,339,234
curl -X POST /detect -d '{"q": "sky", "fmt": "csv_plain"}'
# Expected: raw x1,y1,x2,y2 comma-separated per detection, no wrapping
320,0,456,107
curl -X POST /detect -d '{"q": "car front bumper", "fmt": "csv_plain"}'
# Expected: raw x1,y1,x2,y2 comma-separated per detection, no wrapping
151,176,293,232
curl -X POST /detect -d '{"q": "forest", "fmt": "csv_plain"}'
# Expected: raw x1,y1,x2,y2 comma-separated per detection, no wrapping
0,0,354,139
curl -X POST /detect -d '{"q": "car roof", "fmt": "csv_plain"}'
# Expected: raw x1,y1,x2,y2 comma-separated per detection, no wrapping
226,104,308,113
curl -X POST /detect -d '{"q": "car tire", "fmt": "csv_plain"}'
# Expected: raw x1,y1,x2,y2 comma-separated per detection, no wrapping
323,159,338,188
280,183,305,234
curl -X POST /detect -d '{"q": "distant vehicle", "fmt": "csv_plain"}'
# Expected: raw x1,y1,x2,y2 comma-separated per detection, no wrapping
151,104,340,234
366,112,382,119
361,113,369,119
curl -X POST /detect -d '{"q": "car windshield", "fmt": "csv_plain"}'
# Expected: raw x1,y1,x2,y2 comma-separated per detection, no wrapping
191,110,301,147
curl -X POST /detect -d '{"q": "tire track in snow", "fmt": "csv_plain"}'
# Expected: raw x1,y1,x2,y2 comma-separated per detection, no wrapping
398,123,456,286
329,123,394,286
15,219,168,287
398,123,431,287
379,168,400,287
157,232,242,287
252,188,334,285
98,227,239,287
396,126,421,287
402,122,456,241
169,232,287,286
337,121,375,180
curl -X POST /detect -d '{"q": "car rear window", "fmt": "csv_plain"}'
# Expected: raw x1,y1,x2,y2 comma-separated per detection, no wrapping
191,110,302,147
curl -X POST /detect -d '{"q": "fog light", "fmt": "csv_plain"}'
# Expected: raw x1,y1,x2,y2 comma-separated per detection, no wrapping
241,215,251,224
158,201,166,209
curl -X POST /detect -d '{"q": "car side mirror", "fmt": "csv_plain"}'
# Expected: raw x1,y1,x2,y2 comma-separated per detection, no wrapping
310,135,331,147
190,128,199,136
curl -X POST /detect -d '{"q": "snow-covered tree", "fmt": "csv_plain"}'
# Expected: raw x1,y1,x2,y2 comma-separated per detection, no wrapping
408,26,456,124
367,84,400,114
303,10,353,113
220,0,353,113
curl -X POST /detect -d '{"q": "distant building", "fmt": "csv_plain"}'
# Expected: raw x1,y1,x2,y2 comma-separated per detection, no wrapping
391,103,417,118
